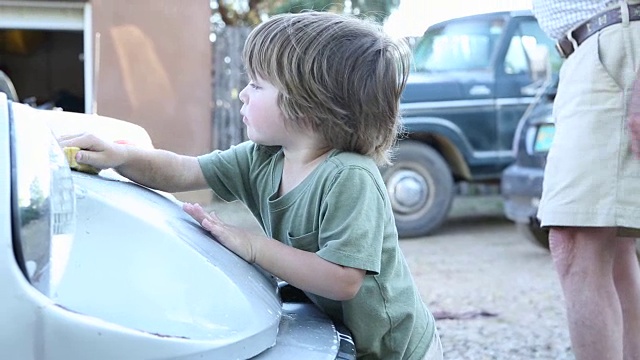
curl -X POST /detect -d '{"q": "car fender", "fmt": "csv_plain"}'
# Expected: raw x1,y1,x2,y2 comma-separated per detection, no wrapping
401,116,472,179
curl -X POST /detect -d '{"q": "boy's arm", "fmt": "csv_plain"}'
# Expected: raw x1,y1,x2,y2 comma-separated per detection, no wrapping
59,133,208,192
253,236,366,301
116,146,208,192
184,203,366,301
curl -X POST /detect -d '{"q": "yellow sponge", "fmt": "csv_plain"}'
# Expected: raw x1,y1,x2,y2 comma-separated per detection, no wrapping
63,147,100,174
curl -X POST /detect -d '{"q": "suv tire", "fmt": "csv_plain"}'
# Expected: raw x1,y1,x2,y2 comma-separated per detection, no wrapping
382,141,454,238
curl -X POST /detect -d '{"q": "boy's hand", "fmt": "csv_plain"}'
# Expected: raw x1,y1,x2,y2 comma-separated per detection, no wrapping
183,202,258,263
63,147,101,174
58,133,128,170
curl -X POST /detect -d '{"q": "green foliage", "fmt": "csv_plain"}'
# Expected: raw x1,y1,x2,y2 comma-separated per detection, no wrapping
268,0,345,15
214,0,399,25
214,0,263,26
269,0,397,22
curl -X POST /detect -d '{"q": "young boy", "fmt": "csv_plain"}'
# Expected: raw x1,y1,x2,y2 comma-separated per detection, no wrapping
59,11,442,360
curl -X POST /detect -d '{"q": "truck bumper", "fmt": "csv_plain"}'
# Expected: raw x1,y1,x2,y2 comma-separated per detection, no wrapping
501,164,544,223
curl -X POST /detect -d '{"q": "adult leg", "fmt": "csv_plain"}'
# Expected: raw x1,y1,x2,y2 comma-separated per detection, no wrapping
612,238,640,360
549,226,622,360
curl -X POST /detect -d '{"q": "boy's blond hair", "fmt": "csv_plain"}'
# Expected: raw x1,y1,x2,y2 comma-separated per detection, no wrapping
243,11,410,165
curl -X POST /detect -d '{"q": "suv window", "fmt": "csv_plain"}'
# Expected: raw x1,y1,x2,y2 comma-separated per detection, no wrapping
503,19,563,75
412,18,505,72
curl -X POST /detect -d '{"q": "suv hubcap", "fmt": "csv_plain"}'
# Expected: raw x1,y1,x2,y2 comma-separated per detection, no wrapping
387,170,429,214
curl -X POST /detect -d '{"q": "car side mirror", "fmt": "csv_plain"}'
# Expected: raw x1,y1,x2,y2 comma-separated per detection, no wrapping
528,44,551,84
520,44,553,96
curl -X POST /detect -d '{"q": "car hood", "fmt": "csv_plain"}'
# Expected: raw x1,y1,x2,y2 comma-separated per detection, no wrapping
54,170,281,357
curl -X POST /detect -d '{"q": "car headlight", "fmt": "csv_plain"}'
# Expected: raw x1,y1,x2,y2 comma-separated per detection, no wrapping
10,102,75,297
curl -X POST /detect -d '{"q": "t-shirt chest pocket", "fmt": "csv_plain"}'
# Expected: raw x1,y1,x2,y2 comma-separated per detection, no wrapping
285,230,320,252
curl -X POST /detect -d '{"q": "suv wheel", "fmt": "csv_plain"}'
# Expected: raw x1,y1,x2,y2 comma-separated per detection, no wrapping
518,219,549,249
381,141,454,238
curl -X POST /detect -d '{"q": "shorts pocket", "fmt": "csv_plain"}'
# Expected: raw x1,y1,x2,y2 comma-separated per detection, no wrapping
596,26,629,91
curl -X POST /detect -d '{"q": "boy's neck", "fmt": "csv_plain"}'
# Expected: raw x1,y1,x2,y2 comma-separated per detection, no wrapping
280,130,331,166
283,145,331,164
279,145,332,197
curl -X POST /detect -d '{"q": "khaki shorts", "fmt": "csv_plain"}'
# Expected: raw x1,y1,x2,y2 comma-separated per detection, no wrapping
537,17,640,236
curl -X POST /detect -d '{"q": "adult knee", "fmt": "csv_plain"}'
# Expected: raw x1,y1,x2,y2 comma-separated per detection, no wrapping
548,228,577,278
549,227,616,280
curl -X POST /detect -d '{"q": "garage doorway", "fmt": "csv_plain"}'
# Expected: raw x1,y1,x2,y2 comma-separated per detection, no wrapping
0,1,93,112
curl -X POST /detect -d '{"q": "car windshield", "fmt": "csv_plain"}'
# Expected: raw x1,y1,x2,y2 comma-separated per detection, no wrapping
412,17,506,72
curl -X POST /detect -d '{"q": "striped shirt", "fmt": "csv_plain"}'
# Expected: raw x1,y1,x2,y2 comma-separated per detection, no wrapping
532,0,619,39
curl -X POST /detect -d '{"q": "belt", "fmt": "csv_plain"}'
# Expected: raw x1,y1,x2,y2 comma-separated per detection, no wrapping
556,2,640,59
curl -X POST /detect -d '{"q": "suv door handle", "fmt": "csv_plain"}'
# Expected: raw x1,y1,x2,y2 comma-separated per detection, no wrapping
469,85,491,96
521,82,543,96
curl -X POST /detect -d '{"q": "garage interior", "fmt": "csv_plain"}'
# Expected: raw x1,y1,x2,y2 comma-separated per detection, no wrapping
0,28,84,112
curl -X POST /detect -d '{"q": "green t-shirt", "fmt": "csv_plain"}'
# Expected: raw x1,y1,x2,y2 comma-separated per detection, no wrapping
198,141,435,360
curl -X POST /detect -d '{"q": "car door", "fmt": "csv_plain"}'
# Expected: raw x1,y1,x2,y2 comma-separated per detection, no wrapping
494,15,561,166
410,14,509,163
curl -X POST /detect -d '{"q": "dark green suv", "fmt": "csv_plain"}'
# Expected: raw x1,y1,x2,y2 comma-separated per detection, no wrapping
383,10,562,238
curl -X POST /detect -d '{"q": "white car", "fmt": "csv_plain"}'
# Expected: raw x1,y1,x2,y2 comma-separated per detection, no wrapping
0,93,355,360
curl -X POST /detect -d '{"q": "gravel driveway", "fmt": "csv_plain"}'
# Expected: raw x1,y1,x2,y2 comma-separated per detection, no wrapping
402,195,574,360
207,194,575,359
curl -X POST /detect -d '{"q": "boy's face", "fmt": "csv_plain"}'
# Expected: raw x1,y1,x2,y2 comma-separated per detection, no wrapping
239,77,289,146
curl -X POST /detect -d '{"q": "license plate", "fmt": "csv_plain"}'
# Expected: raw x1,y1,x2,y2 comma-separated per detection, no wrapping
534,123,555,152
